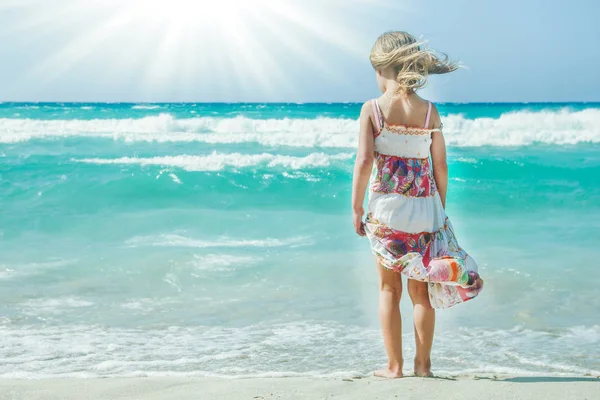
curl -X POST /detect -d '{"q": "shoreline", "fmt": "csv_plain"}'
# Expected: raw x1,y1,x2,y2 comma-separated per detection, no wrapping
2,375,599,400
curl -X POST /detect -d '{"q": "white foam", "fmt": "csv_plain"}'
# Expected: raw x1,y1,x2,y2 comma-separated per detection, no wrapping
443,108,600,146
0,259,75,281
75,152,353,172
0,268,16,280
281,171,321,182
20,297,94,315
190,254,262,272
125,234,311,249
1,108,599,146
0,322,598,378
131,105,162,110
163,273,182,292
120,297,182,314
168,173,182,184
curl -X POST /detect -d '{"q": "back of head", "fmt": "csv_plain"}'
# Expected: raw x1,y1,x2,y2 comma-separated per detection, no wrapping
369,31,458,94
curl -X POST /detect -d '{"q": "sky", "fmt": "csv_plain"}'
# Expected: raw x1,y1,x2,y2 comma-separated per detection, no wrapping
0,0,599,103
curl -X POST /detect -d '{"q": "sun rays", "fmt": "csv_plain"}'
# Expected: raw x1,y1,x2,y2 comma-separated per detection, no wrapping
1,0,401,100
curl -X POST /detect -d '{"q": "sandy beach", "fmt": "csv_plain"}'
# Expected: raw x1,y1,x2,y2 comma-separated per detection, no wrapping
1,375,598,400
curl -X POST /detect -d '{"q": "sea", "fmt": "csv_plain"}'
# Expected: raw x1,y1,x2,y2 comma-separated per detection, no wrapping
1,102,599,378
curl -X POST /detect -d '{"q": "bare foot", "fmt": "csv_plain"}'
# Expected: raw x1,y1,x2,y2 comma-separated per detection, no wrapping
374,368,403,379
414,369,434,377
414,359,433,377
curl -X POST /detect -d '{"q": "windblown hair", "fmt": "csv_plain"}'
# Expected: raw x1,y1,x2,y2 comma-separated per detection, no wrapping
369,31,458,93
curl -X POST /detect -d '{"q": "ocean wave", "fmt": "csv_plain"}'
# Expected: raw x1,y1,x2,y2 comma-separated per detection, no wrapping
20,297,95,315
443,108,600,146
74,152,354,171
0,322,598,378
1,108,598,146
190,254,263,272
0,259,75,281
131,105,162,110
125,234,311,248
0,114,357,147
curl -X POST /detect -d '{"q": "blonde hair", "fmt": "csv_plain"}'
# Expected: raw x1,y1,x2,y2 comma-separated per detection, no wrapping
370,31,458,93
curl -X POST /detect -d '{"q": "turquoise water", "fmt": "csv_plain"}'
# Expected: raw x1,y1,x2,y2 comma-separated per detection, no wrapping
1,102,599,378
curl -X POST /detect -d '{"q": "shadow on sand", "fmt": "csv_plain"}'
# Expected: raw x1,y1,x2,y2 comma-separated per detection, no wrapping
466,376,600,384
391,375,599,383
501,376,600,383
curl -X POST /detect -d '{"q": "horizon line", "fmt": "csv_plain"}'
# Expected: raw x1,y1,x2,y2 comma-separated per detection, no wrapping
2,100,600,105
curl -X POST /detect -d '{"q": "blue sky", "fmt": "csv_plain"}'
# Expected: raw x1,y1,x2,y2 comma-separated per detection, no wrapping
0,0,598,102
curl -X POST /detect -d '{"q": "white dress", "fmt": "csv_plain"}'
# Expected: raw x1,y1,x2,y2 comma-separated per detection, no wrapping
364,99,483,309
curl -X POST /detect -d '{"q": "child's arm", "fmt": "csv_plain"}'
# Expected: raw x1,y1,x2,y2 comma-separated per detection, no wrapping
351,102,375,236
429,106,448,209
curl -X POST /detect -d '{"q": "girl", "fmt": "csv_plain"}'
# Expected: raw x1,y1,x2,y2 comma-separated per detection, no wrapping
351,31,483,378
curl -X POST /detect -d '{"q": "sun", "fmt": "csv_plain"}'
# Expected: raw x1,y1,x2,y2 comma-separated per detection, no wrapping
138,0,206,23
3,0,398,100
134,0,252,25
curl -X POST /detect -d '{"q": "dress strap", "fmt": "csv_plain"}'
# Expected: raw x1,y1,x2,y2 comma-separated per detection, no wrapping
424,101,432,129
371,99,383,137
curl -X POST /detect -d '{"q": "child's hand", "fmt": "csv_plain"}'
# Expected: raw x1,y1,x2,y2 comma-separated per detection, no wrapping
353,208,366,236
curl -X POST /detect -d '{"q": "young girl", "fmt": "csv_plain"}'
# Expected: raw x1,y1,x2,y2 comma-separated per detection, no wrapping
351,31,483,378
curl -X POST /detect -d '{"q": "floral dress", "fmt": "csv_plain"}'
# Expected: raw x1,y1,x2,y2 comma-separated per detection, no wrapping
365,99,483,308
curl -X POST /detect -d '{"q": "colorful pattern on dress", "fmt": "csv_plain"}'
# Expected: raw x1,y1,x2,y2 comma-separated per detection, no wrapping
370,155,436,197
366,216,483,309
365,99,483,309
366,213,436,265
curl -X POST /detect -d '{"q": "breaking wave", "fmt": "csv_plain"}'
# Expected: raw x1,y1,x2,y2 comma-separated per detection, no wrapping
2,108,599,147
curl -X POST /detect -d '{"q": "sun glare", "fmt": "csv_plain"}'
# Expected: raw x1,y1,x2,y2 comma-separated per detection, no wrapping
4,0,398,100
136,0,250,25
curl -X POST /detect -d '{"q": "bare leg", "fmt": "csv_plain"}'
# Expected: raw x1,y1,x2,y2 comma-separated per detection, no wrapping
374,261,404,378
408,279,435,377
